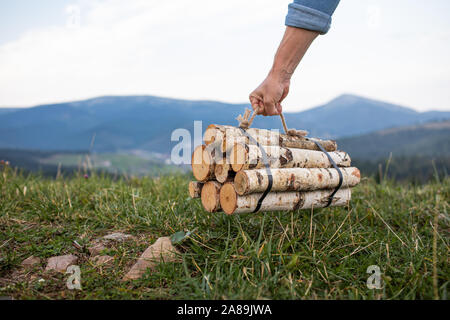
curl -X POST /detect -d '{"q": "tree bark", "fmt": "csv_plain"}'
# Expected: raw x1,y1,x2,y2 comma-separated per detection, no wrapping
188,181,204,198
230,143,350,172
280,135,337,151
234,167,360,195
220,183,351,215
201,181,222,212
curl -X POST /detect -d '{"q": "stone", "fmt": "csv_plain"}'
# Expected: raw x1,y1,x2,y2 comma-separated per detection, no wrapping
102,232,133,242
45,254,78,272
88,243,107,256
21,256,41,268
123,237,180,281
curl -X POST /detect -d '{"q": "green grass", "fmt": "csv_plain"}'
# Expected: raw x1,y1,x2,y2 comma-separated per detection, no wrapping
0,165,448,300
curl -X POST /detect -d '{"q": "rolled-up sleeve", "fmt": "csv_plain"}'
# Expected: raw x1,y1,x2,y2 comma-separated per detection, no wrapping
285,0,340,34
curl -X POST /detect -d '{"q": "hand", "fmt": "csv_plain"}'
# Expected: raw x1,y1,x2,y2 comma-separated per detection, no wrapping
249,74,290,116
249,26,318,116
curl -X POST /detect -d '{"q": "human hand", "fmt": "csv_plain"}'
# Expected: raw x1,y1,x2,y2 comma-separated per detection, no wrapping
249,74,290,116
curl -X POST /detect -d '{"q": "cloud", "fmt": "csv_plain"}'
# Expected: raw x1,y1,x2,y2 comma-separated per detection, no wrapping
0,0,290,107
0,0,449,111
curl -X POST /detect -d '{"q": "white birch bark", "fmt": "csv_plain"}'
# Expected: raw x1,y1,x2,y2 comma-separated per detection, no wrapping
220,187,351,215
205,124,337,153
230,143,351,172
234,167,360,195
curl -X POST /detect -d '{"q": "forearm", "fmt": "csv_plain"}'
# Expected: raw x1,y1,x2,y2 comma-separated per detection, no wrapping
249,1,340,116
269,26,319,83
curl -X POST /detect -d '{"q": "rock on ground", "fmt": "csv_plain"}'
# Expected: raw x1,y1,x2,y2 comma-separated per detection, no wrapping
45,254,78,272
102,232,133,242
123,237,180,281
88,242,107,256
21,256,41,268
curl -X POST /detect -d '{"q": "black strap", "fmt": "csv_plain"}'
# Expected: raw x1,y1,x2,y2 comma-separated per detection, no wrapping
311,139,343,207
238,128,273,213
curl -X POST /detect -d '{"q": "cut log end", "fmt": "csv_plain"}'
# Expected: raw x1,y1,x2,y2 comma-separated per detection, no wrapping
201,181,221,212
191,145,214,182
214,163,230,183
219,183,238,215
234,170,250,196
230,143,246,172
188,181,203,198
203,126,217,145
351,167,361,179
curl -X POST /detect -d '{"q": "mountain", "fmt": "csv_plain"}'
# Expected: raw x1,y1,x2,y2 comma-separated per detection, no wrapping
337,120,450,160
0,108,20,115
337,120,450,182
0,94,448,153
289,95,450,138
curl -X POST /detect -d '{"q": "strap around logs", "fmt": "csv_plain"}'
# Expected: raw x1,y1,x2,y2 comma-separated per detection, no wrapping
238,127,273,213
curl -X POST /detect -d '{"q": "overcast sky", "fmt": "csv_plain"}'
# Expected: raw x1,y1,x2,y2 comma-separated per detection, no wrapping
0,0,449,112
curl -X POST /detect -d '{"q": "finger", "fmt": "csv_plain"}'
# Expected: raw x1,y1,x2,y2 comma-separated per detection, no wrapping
249,95,258,107
257,103,265,115
275,102,282,115
261,105,267,116
249,95,263,114
263,99,278,116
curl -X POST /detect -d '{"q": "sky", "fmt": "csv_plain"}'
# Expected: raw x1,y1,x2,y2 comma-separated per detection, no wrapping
0,0,449,112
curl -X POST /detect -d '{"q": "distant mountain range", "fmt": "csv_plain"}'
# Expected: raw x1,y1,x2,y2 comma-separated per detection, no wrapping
338,120,450,160
0,108,20,115
337,120,449,182
0,94,448,153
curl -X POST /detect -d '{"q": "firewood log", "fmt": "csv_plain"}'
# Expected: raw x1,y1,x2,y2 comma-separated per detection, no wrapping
201,181,222,212
214,163,236,183
204,124,337,153
230,143,350,172
191,143,224,181
234,167,360,195
188,181,204,198
219,182,351,215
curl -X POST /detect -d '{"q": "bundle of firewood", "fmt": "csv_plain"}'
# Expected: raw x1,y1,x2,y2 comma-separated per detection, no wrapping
189,124,361,215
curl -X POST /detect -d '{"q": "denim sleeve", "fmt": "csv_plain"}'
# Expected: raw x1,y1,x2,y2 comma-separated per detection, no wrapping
285,0,340,34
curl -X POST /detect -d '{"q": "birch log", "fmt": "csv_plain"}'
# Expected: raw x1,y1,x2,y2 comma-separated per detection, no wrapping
230,143,351,172
204,124,235,147
220,183,351,215
204,124,337,153
214,163,236,183
234,167,360,195
188,181,204,198
281,136,337,151
201,181,222,212
191,143,224,181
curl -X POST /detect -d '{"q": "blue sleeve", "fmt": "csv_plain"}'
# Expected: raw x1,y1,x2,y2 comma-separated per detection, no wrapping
285,0,340,34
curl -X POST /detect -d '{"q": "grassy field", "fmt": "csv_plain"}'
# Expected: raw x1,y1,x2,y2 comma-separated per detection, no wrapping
0,164,448,300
